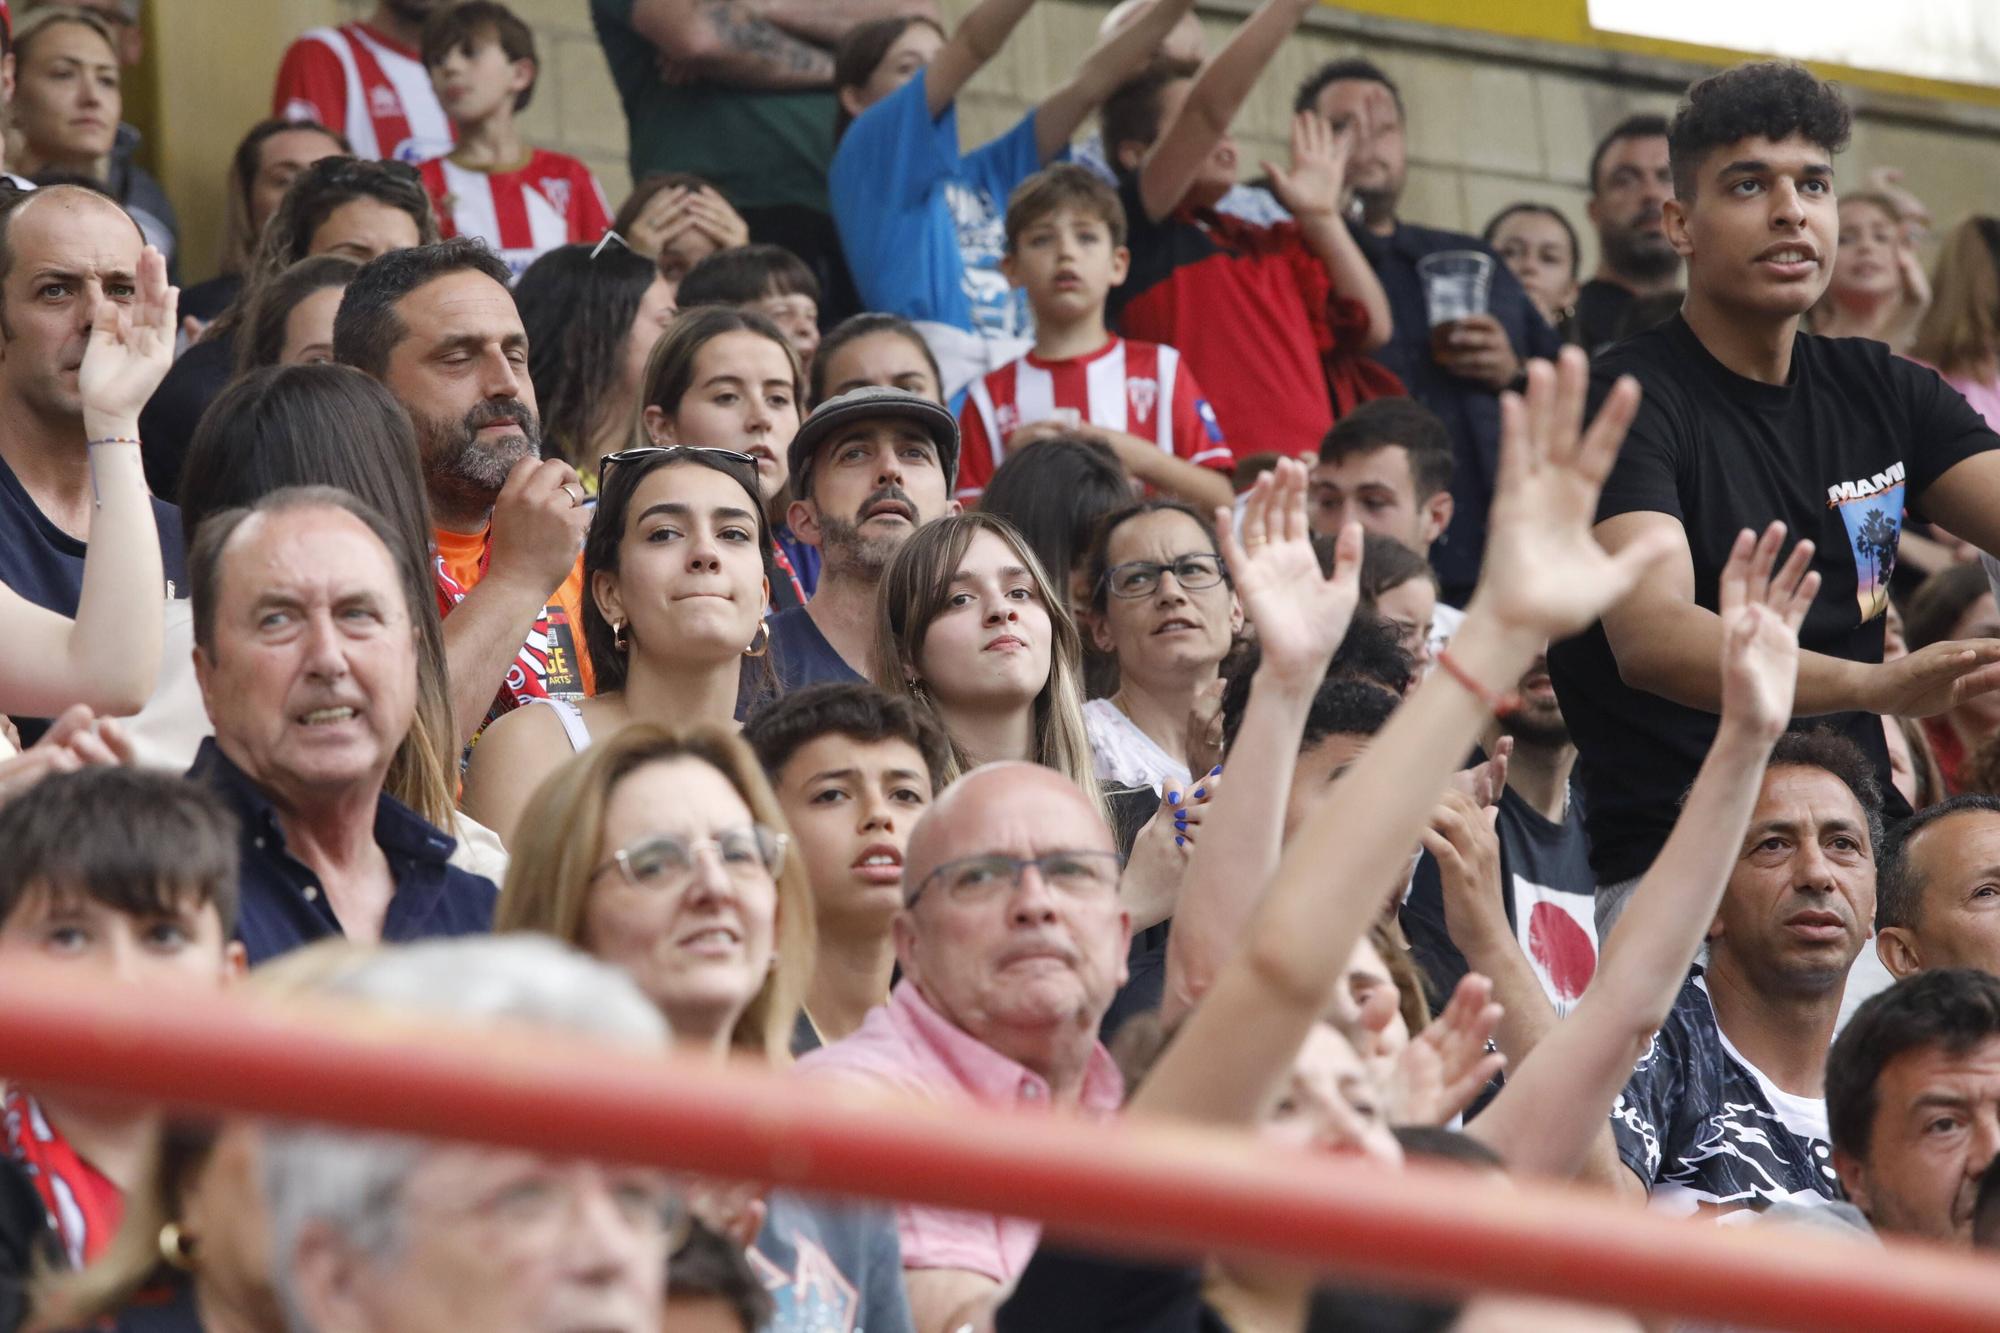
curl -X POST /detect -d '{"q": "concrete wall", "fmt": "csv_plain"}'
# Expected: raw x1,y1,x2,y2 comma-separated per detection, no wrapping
148,0,2000,285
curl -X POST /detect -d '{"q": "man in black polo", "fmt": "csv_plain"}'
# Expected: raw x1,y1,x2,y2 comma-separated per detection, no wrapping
188,486,496,964
1296,57,1561,605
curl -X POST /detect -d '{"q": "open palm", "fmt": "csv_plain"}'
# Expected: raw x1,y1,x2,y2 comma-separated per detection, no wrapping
77,245,177,429
1216,459,1360,687
1474,349,1676,640
1717,522,1817,739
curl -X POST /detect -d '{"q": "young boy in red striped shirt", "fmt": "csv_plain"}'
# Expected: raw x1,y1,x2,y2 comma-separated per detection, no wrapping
415,2,611,280
956,164,1234,509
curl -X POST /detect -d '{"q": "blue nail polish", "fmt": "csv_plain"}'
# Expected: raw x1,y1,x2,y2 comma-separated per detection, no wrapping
1167,791,1180,805
1209,765,1222,776
1192,788,1206,799
1175,835,1186,847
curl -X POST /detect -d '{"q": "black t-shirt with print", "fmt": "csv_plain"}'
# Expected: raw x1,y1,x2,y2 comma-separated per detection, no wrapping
1402,771,1597,1016
1610,971,1843,1215
1548,315,1997,884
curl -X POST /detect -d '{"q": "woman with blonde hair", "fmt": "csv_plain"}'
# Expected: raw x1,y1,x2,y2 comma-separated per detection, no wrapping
496,722,811,1062
1809,191,1928,348
496,726,915,1332
1910,216,2000,430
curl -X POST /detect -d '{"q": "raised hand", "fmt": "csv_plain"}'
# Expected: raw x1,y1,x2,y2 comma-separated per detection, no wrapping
1263,109,1353,222
1471,348,1677,641
1716,523,1816,742
1422,788,1510,962
1383,972,1506,1127
78,244,177,437
1216,458,1361,689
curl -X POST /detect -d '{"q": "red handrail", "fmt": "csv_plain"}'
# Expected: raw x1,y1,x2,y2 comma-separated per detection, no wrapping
2,962,1996,1330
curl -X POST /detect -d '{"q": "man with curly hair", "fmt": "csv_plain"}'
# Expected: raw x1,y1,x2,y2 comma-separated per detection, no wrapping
1549,61,2000,937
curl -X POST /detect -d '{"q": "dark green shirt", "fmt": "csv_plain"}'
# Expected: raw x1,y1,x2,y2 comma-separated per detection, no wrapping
591,0,837,213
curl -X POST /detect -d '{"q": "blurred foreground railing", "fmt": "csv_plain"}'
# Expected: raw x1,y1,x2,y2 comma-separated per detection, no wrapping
1,960,1996,1332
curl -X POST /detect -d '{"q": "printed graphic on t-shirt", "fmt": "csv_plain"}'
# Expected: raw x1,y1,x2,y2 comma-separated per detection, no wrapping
946,180,1029,340
1512,875,1597,1013
1827,460,1904,622
747,1236,860,1332
1610,974,1842,1217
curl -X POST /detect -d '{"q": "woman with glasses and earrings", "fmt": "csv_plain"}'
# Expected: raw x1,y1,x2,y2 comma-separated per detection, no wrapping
460,446,774,848
1078,499,1242,794
638,305,815,610
496,725,919,1333
516,236,678,485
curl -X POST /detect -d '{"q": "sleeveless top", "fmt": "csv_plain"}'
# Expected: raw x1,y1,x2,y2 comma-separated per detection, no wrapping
531,696,593,753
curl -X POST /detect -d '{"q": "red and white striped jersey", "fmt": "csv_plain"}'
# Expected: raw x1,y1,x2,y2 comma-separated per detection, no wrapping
419,151,614,279
272,22,453,164
956,337,1231,502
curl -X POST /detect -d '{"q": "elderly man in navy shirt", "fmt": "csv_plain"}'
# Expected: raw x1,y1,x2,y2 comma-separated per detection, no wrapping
1297,58,1562,605
186,485,496,963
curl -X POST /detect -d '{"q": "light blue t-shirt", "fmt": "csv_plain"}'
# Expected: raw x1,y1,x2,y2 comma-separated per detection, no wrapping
830,68,1051,340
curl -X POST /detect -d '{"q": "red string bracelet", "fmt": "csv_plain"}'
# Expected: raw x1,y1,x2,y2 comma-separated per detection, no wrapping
1435,648,1522,715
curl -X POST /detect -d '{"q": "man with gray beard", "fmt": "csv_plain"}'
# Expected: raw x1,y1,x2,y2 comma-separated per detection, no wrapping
768,387,961,690
1576,115,1683,351
334,237,591,745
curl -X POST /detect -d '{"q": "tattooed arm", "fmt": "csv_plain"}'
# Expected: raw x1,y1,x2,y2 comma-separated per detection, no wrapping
630,0,835,89
742,0,941,47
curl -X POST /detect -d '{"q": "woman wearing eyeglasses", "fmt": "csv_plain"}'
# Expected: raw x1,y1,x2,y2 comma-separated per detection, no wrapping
1078,501,1242,794
460,446,773,847
497,725,919,1333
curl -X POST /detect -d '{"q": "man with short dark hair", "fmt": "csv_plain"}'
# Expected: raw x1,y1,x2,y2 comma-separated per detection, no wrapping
1549,62,2000,935
1828,967,2000,1243
335,237,590,747
1874,793,2000,980
1295,56,1561,604
747,680,952,1050
771,386,960,688
1607,730,1880,1215
1577,114,1680,350
187,486,496,964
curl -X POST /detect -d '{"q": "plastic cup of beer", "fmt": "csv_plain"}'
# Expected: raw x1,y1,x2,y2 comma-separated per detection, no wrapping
1417,249,1495,358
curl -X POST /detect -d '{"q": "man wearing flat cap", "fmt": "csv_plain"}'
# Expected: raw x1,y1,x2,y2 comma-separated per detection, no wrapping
769,387,962,689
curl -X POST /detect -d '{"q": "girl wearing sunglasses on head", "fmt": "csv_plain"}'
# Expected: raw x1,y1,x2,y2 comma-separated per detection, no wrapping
460,445,774,847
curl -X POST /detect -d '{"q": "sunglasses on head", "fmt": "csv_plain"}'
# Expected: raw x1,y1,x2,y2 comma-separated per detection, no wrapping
597,447,764,507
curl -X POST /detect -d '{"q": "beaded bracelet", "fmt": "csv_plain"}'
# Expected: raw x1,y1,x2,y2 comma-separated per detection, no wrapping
1435,647,1522,716
86,436,141,448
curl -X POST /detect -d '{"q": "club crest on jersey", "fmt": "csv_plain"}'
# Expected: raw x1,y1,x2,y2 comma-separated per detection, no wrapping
1128,375,1158,421
369,84,401,118
995,403,1019,438
539,177,572,216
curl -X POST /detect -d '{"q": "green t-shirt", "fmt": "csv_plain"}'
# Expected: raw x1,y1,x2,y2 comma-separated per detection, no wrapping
591,0,837,214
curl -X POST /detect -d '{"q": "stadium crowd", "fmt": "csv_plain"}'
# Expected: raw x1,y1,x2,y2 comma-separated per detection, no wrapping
0,0,1999,1328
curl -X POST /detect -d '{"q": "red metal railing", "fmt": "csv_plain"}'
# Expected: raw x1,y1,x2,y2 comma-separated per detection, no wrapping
2,961,1996,1331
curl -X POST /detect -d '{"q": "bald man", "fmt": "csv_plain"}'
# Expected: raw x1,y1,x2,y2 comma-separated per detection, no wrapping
0,184,187,741
797,761,1130,1333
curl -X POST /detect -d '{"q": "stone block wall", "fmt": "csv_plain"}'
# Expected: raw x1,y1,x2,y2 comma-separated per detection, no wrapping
152,0,2000,284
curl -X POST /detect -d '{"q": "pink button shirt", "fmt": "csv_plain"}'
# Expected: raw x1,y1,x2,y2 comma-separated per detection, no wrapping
795,980,1125,1282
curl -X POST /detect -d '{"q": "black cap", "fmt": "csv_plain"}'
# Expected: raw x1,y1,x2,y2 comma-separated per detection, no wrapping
787,386,959,502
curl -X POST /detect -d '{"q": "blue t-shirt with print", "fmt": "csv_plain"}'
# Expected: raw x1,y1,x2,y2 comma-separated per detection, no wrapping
830,68,1049,341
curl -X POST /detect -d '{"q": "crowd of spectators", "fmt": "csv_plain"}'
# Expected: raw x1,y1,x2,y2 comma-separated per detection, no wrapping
1,0,2000,1330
